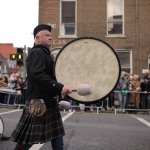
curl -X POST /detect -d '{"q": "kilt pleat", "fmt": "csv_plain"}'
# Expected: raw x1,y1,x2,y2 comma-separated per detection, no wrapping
11,104,65,144
23,116,34,143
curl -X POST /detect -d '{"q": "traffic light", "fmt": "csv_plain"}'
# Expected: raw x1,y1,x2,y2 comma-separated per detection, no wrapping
16,48,24,67
10,54,17,60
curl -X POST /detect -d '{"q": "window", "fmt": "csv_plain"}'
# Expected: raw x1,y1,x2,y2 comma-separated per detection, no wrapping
116,50,132,73
8,63,11,68
7,60,15,69
60,0,76,36
107,0,124,35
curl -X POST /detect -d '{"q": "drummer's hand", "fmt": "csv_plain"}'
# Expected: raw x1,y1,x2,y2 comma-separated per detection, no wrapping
61,86,72,95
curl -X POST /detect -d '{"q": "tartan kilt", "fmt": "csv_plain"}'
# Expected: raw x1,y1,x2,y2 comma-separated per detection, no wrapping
11,100,65,144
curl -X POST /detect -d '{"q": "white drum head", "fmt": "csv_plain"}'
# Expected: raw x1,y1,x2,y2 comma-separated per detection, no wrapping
55,37,121,103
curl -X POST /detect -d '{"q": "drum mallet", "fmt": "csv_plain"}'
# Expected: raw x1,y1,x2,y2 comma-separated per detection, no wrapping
58,84,92,110
72,84,92,96
59,101,71,110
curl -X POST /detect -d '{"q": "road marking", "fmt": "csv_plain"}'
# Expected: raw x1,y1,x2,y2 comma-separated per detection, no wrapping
29,112,74,150
137,118,150,127
129,114,150,127
0,109,21,115
62,111,74,122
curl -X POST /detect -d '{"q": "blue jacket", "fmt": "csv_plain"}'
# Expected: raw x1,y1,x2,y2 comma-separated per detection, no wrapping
117,77,129,91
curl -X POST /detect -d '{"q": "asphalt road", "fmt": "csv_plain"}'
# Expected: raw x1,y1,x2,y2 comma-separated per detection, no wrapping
0,108,150,150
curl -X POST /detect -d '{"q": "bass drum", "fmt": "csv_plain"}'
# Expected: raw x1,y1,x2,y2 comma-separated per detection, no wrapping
54,37,121,103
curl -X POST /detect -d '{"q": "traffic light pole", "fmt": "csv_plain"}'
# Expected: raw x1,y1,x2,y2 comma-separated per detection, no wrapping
23,45,27,81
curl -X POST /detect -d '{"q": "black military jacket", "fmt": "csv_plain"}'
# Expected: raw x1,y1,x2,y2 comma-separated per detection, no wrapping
26,44,63,102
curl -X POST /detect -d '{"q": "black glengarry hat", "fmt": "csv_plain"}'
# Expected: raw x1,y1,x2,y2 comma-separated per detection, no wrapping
33,24,52,38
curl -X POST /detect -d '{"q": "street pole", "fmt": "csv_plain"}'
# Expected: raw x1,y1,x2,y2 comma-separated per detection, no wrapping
23,45,26,81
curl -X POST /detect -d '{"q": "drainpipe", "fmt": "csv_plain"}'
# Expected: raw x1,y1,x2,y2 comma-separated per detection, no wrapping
135,0,139,74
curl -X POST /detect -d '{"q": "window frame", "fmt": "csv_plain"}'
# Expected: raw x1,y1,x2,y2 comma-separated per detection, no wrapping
59,0,77,38
115,49,132,74
106,0,125,37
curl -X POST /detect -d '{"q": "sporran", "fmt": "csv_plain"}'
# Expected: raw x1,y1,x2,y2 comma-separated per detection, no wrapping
29,99,46,117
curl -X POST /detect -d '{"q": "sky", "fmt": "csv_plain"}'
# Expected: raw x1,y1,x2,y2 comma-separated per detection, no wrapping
0,0,39,48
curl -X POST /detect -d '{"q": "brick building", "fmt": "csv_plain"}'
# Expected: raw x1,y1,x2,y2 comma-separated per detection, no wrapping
38,0,150,75
0,44,17,75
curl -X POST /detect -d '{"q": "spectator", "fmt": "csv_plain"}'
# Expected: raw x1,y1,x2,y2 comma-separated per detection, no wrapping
140,77,148,109
10,71,18,81
16,76,26,92
3,76,8,84
114,91,120,108
108,91,115,109
7,78,16,89
89,103,96,112
0,75,8,87
146,76,150,109
129,74,141,109
117,71,129,112
79,103,85,112
15,76,26,104
127,75,134,108
69,98,77,112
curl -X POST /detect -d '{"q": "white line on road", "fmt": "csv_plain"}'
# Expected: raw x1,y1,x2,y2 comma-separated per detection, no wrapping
137,118,150,127
62,111,74,122
129,114,150,127
0,109,21,115
29,112,74,150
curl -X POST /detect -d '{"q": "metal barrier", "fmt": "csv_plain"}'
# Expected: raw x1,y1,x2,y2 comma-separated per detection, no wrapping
63,90,150,115
0,88,17,106
113,90,150,112
0,88,25,109
63,104,150,115
0,87,150,113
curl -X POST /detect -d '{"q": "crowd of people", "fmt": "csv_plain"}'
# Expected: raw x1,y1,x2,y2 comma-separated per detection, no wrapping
113,70,150,112
67,71,150,113
0,72,27,104
0,70,150,112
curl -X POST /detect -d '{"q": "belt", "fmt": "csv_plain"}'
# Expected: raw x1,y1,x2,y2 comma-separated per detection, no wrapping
25,97,57,108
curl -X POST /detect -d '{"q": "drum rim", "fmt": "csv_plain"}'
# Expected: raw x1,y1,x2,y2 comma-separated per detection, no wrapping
54,37,121,103
0,116,4,140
